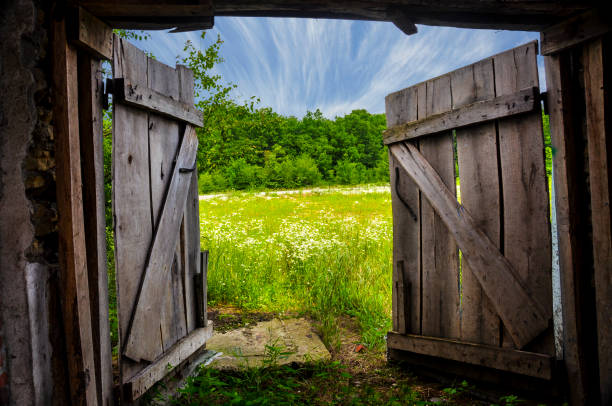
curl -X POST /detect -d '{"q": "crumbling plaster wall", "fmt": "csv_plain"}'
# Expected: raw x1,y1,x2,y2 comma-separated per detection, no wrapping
0,0,67,404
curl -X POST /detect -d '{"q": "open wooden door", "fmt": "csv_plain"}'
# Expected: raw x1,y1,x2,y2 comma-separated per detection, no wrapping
385,42,556,384
111,36,212,402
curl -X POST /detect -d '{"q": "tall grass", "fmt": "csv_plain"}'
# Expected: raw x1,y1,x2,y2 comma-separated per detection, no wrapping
200,186,393,350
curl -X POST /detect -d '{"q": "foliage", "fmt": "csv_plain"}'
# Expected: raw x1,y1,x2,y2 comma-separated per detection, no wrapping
199,186,392,350
166,361,425,405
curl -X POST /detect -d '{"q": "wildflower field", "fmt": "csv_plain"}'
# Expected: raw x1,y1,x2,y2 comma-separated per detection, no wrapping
199,185,393,351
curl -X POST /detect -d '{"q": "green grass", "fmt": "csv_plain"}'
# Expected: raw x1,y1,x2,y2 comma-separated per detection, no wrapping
200,185,393,350
164,361,426,405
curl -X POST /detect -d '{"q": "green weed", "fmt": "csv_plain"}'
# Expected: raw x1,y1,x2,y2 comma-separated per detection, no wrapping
200,185,393,351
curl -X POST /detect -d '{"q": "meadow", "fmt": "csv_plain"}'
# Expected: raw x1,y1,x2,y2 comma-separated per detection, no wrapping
199,184,393,351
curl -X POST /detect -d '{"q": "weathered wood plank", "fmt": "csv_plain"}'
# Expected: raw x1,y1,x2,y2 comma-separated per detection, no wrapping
383,87,538,144
389,142,549,349
420,75,460,340
453,60,501,346
195,251,209,328
543,49,587,406
385,85,421,334
541,8,612,56
77,53,113,406
493,42,553,352
386,332,553,380
123,125,199,362
146,57,187,355
112,35,159,381
124,323,213,401
52,16,98,405
69,6,113,60
178,64,199,334
583,37,612,406
113,78,203,127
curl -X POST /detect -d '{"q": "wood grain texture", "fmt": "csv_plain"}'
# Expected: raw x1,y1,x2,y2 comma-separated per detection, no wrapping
383,87,538,144
69,6,113,60
385,85,421,334
113,35,159,383
77,54,114,406
541,8,612,56
124,323,213,401
147,57,187,355
543,50,587,406
389,142,549,349
386,332,553,380
452,60,501,346
583,37,612,406
114,79,203,127
78,0,590,31
493,42,553,353
123,125,199,362
420,75,460,340
52,17,98,405
178,64,199,334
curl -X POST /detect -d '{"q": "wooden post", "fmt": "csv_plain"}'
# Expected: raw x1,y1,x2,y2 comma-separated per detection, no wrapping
78,53,114,405
52,15,98,405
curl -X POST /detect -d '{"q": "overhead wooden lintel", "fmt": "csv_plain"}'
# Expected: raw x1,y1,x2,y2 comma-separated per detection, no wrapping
112,78,204,127
383,87,538,145
541,8,612,56
387,332,554,380
68,6,113,60
389,142,550,348
390,9,418,36
124,323,214,401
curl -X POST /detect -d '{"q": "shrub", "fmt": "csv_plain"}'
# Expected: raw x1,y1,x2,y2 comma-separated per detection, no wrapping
225,158,262,190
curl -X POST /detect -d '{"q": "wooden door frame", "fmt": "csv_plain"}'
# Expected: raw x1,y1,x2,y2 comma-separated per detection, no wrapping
51,4,610,405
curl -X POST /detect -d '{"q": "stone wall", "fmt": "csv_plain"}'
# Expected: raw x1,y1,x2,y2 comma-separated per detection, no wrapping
0,0,68,404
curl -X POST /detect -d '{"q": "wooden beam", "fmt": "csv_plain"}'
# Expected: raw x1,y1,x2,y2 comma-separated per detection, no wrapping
194,251,209,328
78,1,213,17
123,323,213,401
122,126,199,362
69,6,113,60
112,78,203,127
52,15,98,405
106,16,214,31
583,37,612,406
387,332,554,380
390,10,417,35
541,8,612,56
383,87,538,144
77,53,113,406
389,142,550,349
543,49,588,406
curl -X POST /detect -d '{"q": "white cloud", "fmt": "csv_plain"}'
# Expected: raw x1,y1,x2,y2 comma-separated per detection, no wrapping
133,19,540,118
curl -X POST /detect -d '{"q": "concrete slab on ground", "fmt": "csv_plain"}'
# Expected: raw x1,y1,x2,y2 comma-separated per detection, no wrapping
205,317,331,369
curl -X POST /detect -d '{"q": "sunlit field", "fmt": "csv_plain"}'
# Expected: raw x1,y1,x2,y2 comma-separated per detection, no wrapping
199,185,393,350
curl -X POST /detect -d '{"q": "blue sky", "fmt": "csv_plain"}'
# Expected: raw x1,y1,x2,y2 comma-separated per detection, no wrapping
132,17,542,118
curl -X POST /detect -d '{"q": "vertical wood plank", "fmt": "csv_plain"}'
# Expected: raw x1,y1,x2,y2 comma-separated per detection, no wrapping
584,37,612,405
147,58,187,352
113,35,159,382
178,65,198,334
385,86,420,334
420,75,460,339
453,60,501,346
493,42,553,352
78,53,113,405
53,16,98,405
543,50,588,406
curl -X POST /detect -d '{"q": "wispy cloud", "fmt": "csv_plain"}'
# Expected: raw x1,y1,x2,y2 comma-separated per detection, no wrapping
134,18,540,118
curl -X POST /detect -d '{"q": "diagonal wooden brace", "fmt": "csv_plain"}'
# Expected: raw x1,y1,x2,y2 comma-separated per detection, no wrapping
389,142,549,349
123,125,199,362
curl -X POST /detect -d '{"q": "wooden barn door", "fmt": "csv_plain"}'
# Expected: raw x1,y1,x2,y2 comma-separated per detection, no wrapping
385,42,556,383
111,35,211,402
